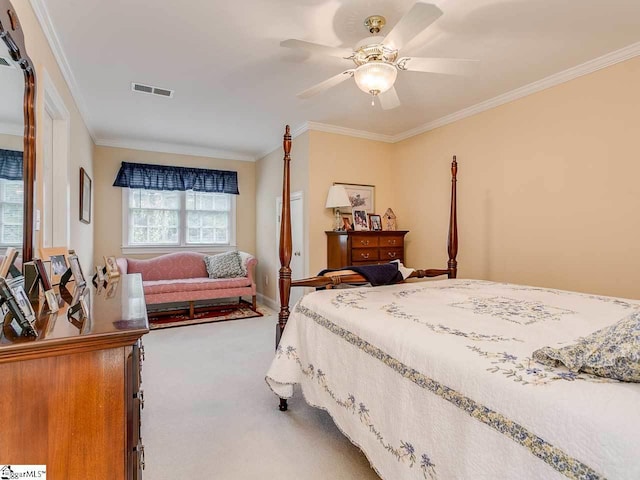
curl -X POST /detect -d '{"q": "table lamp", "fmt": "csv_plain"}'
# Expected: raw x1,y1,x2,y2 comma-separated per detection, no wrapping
325,185,351,231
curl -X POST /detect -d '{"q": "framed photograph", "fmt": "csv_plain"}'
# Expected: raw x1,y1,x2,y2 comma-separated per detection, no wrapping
80,167,91,224
96,265,106,283
0,277,37,337
352,209,369,231
104,256,120,278
105,279,119,299
39,247,69,285
34,258,52,291
0,247,19,277
68,254,86,287
369,214,382,231
342,217,353,231
334,183,374,215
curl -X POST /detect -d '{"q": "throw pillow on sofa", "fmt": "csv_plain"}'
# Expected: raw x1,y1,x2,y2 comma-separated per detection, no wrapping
204,251,246,279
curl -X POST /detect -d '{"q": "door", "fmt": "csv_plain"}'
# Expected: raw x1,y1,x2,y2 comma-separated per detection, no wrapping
276,191,304,307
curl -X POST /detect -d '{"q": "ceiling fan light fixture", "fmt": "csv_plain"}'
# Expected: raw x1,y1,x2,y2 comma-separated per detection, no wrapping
354,61,397,97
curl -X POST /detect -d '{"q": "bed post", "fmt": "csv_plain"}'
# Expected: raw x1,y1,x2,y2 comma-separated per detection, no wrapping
277,125,292,412
277,126,292,344
447,156,458,278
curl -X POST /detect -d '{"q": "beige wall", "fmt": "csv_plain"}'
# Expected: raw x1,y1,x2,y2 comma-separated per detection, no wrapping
256,130,397,305
93,145,256,266
255,132,309,302
307,131,395,275
0,133,23,151
394,56,640,299
13,0,95,269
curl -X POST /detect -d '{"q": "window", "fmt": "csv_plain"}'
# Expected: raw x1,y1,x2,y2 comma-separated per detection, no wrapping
123,188,235,251
0,179,23,247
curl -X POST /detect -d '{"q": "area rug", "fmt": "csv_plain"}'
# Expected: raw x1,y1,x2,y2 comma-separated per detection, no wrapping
149,305,266,330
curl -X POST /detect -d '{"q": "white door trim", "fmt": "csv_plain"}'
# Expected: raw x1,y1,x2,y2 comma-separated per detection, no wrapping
42,68,71,248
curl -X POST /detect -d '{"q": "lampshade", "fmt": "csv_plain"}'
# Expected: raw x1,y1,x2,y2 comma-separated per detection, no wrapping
325,185,351,209
354,61,397,96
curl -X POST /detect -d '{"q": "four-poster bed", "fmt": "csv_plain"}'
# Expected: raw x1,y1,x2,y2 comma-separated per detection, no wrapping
267,125,640,480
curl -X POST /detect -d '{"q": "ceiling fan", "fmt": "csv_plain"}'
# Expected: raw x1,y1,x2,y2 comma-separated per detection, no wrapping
281,2,478,110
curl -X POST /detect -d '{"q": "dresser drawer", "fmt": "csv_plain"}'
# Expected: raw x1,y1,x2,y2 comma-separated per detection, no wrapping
351,235,379,248
352,248,379,262
380,235,404,247
326,231,408,270
379,247,403,261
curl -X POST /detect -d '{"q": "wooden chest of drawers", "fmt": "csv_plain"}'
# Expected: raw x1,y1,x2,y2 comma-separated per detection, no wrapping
326,231,409,269
0,274,148,480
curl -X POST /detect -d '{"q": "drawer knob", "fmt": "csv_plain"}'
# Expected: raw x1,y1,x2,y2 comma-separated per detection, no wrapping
388,252,397,258
360,240,369,246
388,239,396,245
361,253,370,259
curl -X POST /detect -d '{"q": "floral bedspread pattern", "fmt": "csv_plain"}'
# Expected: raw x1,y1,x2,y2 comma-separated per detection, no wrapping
266,279,640,480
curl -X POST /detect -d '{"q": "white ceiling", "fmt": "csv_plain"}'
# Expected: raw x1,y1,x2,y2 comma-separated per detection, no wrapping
33,0,640,160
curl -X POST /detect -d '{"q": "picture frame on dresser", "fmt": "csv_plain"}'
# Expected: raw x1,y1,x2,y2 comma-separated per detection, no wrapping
334,183,374,214
104,256,120,278
39,246,70,286
369,214,382,231
0,277,38,337
353,210,369,231
68,254,87,287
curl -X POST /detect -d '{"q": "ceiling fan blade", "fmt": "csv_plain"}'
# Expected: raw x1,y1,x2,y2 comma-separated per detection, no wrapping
379,87,401,110
297,70,355,99
280,39,353,59
398,57,479,76
383,2,443,51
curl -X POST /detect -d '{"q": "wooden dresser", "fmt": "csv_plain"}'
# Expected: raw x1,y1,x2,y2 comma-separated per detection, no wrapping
0,274,149,480
326,230,409,269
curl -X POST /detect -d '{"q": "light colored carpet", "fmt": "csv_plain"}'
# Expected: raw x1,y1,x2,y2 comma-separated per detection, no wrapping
141,313,381,480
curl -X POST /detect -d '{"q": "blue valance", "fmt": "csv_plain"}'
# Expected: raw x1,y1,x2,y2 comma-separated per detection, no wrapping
112,161,239,194
0,149,23,181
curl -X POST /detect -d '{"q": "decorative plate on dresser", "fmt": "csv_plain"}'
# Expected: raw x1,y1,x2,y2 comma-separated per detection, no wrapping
326,231,409,269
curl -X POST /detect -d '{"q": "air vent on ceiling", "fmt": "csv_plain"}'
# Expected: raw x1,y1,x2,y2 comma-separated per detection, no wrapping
131,82,174,98
0,56,16,68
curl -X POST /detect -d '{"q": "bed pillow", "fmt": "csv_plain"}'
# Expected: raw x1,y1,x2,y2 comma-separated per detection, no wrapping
532,310,640,382
204,251,246,279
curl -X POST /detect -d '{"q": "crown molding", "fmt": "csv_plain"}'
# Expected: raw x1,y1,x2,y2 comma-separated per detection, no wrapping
259,42,640,158
305,121,396,143
94,137,256,162
26,2,640,160
0,121,23,136
391,41,640,142
256,120,395,161
29,0,96,140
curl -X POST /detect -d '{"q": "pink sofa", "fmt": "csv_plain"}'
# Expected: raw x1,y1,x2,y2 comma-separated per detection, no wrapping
116,251,257,317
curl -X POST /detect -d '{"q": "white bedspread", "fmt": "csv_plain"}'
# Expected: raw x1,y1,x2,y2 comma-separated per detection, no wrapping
266,279,640,480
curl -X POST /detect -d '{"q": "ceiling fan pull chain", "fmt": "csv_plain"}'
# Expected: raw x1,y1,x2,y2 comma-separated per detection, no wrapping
371,94,375,107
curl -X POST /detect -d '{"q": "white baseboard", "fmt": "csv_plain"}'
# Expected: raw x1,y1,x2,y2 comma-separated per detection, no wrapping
257,293,278,312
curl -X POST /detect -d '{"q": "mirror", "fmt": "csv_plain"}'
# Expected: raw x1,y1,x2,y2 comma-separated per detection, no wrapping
0,1,36,262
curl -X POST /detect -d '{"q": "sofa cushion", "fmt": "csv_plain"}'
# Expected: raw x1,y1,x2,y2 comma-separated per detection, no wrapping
143,276,251,295
204,251,246,279
127,252,209,281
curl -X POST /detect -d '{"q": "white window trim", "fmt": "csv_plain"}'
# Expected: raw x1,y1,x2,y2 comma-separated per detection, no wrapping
121,188,237,255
